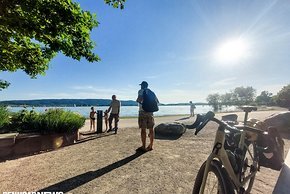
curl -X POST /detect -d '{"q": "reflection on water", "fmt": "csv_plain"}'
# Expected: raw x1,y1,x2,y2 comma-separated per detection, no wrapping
8,105,237,118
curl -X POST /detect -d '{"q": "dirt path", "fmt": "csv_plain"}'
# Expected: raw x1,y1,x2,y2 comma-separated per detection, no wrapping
0,110,289,194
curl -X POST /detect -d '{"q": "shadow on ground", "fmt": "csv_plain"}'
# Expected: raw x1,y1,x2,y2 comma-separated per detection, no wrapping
76,132,116,144
154,134,183,140
38,151,145,193
0,132,115,163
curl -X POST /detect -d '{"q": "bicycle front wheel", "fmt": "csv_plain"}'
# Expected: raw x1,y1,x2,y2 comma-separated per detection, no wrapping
192,160,233,194
240,141,258,193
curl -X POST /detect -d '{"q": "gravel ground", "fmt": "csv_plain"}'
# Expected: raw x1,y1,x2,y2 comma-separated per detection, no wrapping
0,110,289,194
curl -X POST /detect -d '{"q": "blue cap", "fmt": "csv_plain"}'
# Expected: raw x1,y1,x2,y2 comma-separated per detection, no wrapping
139,81,148,87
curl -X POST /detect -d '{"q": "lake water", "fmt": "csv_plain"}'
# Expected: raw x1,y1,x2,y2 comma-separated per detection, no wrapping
8,105,237,118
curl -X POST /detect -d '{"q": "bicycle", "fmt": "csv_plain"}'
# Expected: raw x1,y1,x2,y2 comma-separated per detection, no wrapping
188,106,268,194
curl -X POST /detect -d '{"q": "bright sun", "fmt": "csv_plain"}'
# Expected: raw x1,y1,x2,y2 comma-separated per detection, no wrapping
214,38,250,64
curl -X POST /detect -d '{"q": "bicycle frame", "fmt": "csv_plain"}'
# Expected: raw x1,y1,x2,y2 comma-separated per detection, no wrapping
199,125,257,193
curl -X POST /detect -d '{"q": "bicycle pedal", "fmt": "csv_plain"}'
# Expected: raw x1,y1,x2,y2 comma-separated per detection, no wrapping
239,187,245,194
250,165,257,172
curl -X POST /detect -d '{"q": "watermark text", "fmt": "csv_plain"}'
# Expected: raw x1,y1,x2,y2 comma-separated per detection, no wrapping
3,192,64,194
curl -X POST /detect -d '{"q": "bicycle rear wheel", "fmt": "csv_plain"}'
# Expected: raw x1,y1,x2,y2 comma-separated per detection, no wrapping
192,160,233,194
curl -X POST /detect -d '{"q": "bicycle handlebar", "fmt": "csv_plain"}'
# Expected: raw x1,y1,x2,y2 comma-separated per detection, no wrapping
188,111,266,135
194,111,215,135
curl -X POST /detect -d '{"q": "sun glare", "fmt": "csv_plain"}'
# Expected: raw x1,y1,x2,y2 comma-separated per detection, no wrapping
214,38,250,64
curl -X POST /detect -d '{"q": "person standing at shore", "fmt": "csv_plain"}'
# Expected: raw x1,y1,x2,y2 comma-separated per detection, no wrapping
107,95,121,134
136,81,159,152
189,101,196,117
89,107,96,132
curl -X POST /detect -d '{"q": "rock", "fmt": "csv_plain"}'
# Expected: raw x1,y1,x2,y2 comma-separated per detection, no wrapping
154,122,186,139
262,111,290,133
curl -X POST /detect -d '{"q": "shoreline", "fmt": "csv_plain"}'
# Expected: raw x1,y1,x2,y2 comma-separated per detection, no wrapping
0,108,289,193
88,106,288,119
80,107,288,133
7,105,288,119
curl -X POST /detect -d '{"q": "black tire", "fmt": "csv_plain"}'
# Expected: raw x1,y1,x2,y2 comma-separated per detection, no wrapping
192,160,233,194
240,142,258,193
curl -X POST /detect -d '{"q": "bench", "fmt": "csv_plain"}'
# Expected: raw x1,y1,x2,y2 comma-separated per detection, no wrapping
0,133,18,147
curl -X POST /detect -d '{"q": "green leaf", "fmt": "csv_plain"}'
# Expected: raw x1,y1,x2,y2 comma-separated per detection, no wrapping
0,0,125,89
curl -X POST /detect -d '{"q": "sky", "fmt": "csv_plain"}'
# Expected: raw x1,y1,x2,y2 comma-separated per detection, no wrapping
1,0,290,104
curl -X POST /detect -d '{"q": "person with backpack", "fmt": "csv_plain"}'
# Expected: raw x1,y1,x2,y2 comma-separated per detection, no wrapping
136,81,159,152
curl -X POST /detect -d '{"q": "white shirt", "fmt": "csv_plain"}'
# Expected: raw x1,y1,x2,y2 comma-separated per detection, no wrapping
138,89,144,111
110,99,121,114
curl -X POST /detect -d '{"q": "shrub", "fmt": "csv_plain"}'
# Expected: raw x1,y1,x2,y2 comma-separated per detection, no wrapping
9,109,41,133
7,108,85,134
0,106,11,131
38,108,85,134
275,84,290,108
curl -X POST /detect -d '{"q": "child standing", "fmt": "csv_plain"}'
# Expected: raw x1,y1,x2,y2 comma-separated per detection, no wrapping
90,107,96,132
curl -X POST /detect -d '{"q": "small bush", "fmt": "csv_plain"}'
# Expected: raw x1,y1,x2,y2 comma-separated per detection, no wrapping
0,106,11,130
6,108,85,134
9,109,41,133
38,109,86,134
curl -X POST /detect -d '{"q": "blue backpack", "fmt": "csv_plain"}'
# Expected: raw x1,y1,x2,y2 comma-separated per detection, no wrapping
142,89,159,112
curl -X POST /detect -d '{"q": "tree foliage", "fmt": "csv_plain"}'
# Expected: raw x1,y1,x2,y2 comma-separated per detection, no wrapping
220,92,235,106
105,0,126,9
207,85,290,108
206,93,221,111
232,86,256,105
0,0,125,89
275,84,290,108
207,86,256,109
0,79,10,90
256,91,273,105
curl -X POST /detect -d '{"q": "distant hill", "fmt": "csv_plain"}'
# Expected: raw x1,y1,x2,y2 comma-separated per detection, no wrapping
0,99,207,107
0,99,138,107
165,102,208,106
